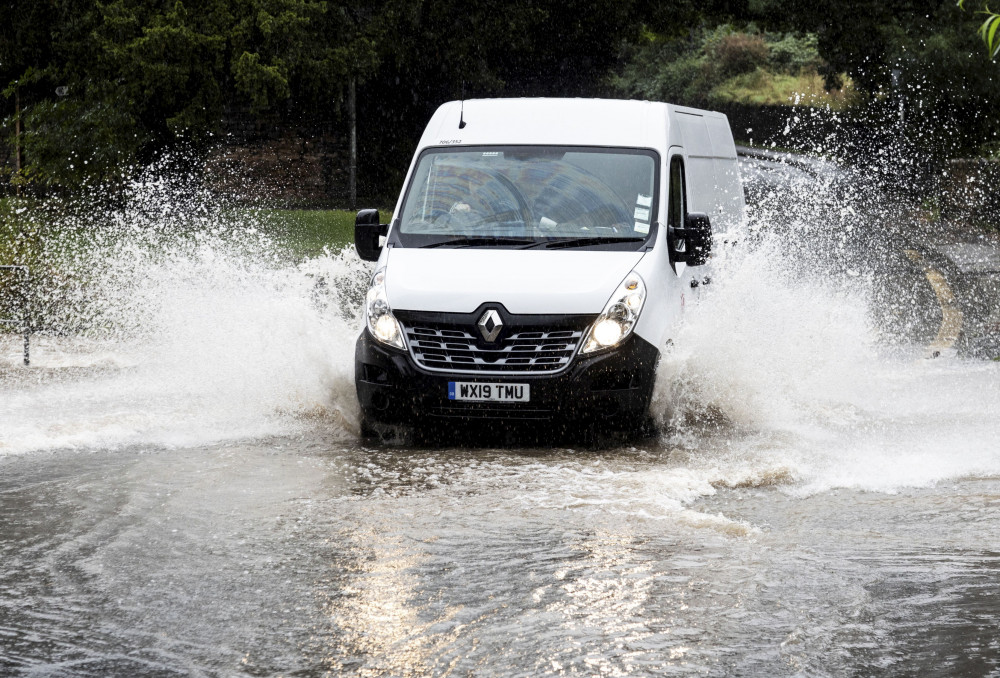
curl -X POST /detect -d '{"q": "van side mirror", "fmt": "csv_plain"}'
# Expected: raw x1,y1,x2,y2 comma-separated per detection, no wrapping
355,209,388,262
676,212,712,267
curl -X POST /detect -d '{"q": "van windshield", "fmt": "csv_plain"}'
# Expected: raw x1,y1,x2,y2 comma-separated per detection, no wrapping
394,146,658,249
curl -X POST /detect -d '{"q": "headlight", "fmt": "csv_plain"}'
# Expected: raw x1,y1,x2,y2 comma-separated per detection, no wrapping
366,270,404,350
581,272,646,354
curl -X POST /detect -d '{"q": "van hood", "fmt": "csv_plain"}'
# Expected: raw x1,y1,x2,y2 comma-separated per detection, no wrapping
384,248,646,315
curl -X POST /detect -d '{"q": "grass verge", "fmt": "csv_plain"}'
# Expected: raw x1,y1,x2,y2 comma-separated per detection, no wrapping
255,208,364,259
0,200,388,331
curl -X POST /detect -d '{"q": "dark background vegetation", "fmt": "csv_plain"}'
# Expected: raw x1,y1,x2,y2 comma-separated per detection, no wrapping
2,0,999,205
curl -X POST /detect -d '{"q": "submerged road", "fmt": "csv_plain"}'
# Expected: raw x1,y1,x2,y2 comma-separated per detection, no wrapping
4,442,1000,677
2,156,1000,676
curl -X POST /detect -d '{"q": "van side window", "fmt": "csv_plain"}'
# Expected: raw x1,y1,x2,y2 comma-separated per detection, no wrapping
668,156,686,230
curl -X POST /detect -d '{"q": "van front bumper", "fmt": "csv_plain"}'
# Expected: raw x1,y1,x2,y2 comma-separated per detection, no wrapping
355,330,659,428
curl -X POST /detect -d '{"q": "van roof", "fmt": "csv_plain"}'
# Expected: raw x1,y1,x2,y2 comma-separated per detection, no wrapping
417,98,736,158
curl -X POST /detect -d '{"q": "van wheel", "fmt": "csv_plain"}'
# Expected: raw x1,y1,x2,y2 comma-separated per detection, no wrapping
637,414,659,439
360,416,411,445
573,420,600,448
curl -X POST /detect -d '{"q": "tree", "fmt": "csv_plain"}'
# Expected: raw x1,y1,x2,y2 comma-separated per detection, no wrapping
0,0,140,188
354,0,651,199
743,0,1000,154
2,0,381,190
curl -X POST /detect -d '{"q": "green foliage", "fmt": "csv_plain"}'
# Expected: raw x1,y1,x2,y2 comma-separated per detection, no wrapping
0,196,80,330
958,0,1000,57
227,0,359,113
616,3,1000,154
97,1,228,136
981,11,1000,56
611,25,847,109
15,93,145,187
610,33,708,105
767,33,822,73
5,0,1000,198
233,51,291,110
737,0,1000,153
93,0,358,138
710,31,770,79
2,0,377,190
712,70,857,108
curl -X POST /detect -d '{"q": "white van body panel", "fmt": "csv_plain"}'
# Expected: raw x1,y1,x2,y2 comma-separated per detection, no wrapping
420,99,668,151
385,248,646,315
668,107,742,235
629,241,685,350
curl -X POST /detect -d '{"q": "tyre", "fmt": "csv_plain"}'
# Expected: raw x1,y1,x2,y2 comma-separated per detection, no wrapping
360,415,412,445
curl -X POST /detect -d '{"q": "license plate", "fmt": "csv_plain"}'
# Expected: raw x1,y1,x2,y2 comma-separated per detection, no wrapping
448,382,530,402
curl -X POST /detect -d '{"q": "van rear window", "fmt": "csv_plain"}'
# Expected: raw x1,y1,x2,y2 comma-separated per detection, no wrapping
395,146,658,250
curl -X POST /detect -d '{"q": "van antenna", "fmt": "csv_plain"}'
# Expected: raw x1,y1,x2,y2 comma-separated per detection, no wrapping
459,86,467,129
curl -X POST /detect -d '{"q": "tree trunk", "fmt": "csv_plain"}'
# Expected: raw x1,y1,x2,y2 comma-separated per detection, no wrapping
14,89,22,197
349,76,357,211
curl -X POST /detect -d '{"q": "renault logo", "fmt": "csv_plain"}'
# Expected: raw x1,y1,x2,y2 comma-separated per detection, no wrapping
477,309,503,342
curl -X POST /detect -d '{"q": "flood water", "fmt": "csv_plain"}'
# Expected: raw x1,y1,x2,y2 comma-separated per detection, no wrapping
2,156,1000,676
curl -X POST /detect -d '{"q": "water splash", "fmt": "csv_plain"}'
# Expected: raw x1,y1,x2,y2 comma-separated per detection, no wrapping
1,164,370,454
3,127,999,509
652,124,1000,497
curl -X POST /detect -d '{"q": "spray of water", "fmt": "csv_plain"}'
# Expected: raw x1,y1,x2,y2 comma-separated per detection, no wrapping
651,115,1000,497
1,160,370,454
2,122,998,511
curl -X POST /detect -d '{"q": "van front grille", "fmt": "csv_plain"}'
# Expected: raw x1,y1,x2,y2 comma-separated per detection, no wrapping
403,325,584,374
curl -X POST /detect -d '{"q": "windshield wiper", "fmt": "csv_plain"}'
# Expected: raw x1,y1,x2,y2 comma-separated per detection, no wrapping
528,236,647,250
420,236,536,249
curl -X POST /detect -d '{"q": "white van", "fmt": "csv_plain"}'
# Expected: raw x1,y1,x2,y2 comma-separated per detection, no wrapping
353,98,743,435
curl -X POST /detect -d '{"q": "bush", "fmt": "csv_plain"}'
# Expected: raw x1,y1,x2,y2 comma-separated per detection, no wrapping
611,24,843,109
767,33,821,73
10,93,145,189
712,33,770,78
